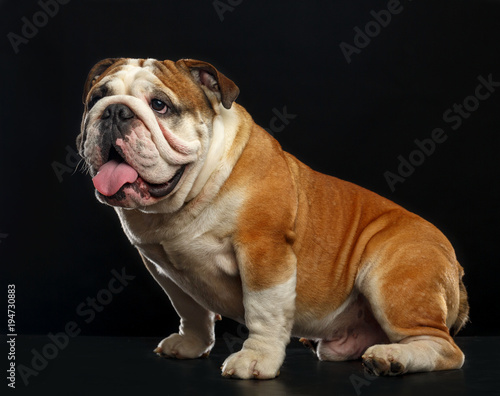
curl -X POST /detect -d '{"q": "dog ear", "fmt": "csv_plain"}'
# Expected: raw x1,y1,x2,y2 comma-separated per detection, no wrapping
82,58,121,104
179,59,239,109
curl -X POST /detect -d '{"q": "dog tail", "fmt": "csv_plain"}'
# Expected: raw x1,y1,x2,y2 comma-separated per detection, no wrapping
451,266,469,336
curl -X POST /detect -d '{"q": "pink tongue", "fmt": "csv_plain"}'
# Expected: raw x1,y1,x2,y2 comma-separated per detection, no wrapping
92,160,139,197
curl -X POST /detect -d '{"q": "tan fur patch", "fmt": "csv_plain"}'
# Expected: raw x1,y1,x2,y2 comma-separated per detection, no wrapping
229,127,298,290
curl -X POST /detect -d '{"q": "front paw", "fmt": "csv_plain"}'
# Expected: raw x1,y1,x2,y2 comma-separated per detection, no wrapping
221,348,283,380
154,333,214,359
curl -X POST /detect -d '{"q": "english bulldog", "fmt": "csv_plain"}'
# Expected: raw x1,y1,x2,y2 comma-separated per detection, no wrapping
78,58,469,379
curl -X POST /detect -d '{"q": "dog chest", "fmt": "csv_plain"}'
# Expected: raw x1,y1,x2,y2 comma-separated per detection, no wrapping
139,234,244,320
124,202,244,319
161,231,238,275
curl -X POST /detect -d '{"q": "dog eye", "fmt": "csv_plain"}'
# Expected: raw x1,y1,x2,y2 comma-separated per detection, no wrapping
151,99,168,114
88,95,102,110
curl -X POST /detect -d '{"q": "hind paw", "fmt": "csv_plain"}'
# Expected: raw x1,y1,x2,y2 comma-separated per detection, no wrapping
362,345,406,376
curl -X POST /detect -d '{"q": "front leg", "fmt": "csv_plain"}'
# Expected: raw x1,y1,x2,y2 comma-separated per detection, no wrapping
221,242,297,379
154,277,218,359
141,254,217,359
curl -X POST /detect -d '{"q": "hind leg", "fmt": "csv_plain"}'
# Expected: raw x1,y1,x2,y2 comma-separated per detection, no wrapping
358,246,466,376
362,335,464,376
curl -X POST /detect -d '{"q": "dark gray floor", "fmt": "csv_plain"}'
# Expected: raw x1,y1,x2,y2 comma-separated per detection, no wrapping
4,336,499,395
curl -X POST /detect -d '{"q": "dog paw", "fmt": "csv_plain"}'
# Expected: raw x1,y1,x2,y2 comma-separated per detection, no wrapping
362,344,406,376
154,333,214,359
221,349,282,379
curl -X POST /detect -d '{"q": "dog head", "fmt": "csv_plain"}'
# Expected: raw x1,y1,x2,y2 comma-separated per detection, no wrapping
77,58,239,212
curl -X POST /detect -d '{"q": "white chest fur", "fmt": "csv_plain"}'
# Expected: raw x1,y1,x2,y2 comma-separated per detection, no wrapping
115,191,246,321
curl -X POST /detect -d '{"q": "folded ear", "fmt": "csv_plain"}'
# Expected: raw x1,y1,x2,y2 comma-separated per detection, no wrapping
82,58,122,103
178,59,239,109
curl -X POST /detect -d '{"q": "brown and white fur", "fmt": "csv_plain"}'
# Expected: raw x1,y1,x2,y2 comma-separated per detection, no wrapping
78,58,469,379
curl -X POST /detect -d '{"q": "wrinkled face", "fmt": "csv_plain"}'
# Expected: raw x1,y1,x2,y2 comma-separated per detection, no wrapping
78,58,237,212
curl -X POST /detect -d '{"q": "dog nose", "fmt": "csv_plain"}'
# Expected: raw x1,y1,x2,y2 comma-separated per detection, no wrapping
101,103,135,121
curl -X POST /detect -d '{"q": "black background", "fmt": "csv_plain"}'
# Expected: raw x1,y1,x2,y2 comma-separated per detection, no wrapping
1,0,499,340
